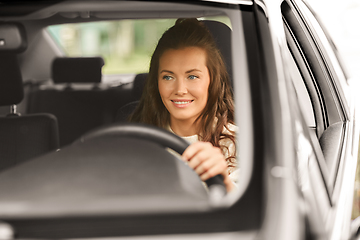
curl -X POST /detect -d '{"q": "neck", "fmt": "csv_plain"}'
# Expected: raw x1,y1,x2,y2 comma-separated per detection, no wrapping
170,118,198,137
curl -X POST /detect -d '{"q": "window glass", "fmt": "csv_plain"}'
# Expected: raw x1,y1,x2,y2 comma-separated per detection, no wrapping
47,17,231,75
296,1,349,102
287,51,316,127
304,0,360,79
48,19,176,74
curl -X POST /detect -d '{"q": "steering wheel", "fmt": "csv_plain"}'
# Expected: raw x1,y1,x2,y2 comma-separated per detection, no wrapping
75,123,226,196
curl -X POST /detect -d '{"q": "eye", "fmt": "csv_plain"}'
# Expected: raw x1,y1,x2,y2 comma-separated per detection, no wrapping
162,75,173,81
188,75,198,80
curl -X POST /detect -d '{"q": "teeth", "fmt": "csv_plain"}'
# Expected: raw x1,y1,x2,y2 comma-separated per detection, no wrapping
173,101,191,104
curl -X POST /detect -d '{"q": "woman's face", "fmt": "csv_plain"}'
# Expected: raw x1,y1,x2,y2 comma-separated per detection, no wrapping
158,47,210,124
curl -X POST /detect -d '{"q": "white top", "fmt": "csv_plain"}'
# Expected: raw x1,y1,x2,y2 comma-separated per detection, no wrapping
169,123,239,184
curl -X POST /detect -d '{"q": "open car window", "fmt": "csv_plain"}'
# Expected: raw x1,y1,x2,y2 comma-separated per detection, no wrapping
0,1,258,238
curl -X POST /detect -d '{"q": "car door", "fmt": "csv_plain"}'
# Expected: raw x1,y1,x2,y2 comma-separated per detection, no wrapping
281,0,359,239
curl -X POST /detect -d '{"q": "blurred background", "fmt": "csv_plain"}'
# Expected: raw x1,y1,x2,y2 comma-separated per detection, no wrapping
48,16,230,76
48,19,177,75
308,0,360,219
309,0,360,80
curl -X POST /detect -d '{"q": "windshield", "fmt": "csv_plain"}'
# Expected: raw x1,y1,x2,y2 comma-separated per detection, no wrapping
0,1,255,238
47,16,232,81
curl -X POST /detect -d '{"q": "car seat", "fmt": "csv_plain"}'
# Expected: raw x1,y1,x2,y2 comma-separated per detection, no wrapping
27,57,134,146
115,73,147,122
202,20,233,89
0,23,59,171
52,57,104,89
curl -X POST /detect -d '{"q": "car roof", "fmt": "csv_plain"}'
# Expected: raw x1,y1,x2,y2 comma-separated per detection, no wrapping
0,0,253,21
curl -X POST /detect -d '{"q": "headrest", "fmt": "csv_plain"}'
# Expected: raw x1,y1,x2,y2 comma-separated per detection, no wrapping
0,54,24,106
202,20,233,83
52,57,104,84
0,22,27,53
133,73,148,100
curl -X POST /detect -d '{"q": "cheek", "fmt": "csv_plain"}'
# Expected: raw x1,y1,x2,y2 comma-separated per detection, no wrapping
158,81,171,99
188,85,209,107
196,81,210,102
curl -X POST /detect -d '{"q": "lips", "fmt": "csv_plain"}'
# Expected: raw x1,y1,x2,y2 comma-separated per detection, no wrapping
171,100,194,108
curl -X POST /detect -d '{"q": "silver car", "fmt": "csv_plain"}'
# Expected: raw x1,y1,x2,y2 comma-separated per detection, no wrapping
0,0,358,239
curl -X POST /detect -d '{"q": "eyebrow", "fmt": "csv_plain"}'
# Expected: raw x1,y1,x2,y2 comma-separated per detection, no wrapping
159,69,202,74
186,69,202,74
160,70,174,74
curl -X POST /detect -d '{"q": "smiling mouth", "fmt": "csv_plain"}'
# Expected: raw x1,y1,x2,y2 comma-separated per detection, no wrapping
171,100,194,108
172,100,193,104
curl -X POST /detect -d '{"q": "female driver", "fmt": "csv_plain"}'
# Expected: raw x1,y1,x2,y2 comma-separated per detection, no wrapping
130,18,237,192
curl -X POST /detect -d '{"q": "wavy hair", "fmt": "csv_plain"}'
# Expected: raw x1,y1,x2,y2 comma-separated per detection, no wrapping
130,18,235,164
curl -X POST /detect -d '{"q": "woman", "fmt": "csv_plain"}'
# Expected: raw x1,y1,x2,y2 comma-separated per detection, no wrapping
130,18,237,192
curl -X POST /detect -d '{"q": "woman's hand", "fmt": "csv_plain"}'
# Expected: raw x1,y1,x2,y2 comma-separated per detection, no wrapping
182,141,234,192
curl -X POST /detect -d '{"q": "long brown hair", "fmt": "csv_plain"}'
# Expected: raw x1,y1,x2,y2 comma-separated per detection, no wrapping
130,18,235,164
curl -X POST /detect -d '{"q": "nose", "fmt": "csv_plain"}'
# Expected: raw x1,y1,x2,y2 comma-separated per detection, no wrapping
175,78,188,95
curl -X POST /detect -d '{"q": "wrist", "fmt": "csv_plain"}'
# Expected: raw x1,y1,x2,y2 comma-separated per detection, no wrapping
223,173,234,192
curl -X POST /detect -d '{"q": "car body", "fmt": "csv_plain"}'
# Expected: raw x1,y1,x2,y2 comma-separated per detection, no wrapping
0,0,359,239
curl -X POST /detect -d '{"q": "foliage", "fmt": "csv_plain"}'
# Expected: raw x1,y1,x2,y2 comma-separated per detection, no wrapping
48,19,176,74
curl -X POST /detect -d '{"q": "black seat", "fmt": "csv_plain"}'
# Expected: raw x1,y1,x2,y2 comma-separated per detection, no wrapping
115,73,147,122
132,73,148,100
0,23,59,170
116,100,139,122
52,57,104,87
28,57,132,146
202,20,233,89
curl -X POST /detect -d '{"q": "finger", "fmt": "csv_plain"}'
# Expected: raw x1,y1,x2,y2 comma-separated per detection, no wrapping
187,148,214,169
194,154,220,175
182,142,212,161
199,160,228,181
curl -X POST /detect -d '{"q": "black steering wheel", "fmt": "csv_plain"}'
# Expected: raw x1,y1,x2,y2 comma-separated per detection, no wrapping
75,123,226,195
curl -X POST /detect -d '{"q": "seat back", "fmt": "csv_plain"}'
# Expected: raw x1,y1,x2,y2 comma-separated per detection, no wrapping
28,57,134,146
202,20,233,89
0,114,59,169
115,72,147,122
28,88,130,146
0,22,59,170
132,73,147,100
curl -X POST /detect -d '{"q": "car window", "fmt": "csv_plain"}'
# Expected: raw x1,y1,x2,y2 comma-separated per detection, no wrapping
282,10,325,137
292,0,348,191
0,1,266,236
47,16,232,77
48,19,176,75
282,0,346,197
287,49,316,128
295,0,349,117
0,0,257,223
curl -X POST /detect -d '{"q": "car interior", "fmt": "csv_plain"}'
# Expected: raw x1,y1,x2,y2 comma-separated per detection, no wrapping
0,18,233,149
0,0,256,221
0,22,60,170
0,1,357,239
